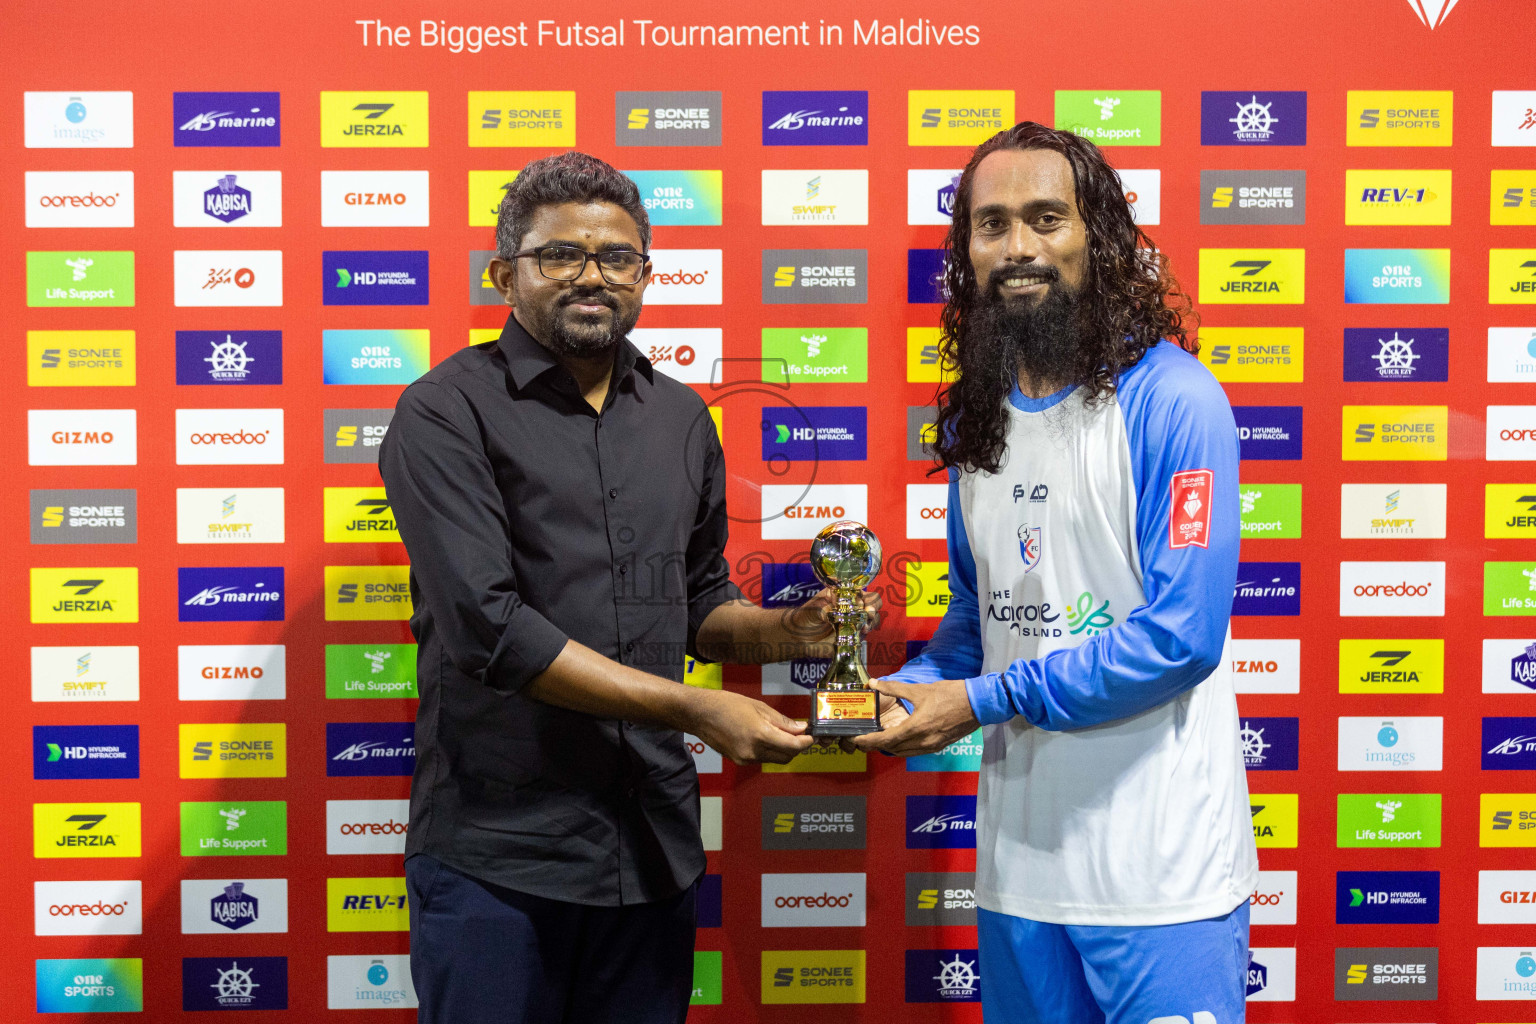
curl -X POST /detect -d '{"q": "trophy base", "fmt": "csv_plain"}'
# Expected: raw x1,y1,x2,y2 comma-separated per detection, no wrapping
807,690,881,737
808,718,882,738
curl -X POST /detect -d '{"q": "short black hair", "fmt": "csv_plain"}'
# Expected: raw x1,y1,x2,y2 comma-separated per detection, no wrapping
495,152,651,257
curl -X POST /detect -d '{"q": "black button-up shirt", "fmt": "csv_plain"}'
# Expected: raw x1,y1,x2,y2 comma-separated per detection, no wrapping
379,313,741,906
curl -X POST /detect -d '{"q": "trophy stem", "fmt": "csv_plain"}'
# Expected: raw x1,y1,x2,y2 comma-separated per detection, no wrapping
809,586,881,736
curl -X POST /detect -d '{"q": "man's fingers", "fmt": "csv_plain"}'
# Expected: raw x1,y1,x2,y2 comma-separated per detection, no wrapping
772,712,808,735
869,677,917,702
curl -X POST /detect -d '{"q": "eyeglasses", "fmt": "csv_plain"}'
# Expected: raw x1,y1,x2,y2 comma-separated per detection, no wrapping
508,245,649,285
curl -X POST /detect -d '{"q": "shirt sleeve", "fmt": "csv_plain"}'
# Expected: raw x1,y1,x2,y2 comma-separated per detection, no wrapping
684,419,744,663
379,379,569,694
887,468,985,685
963,358,1240,730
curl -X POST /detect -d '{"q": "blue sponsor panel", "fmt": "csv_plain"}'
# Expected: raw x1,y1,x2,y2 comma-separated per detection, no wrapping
761,563,821,608
697,874,722,928
760,406,867,462
175,330,282,385
1335,871,1440,924
1342,327,1449,382
761,91,869,146
34,725,139,780
1240,717,1299,770
1234,406,1303,460
1199,91,1307,146
326,722,416,777
1483,717,1536,770
907,249,947,304
1343,248,1450,304
906,795,978,849
905,949,981,1003
322,329,430,385
1233,562,1301,616
173,91,281,147
36,959,143,1013
182,956,289,1011
178,567,285,622
322,250,429,306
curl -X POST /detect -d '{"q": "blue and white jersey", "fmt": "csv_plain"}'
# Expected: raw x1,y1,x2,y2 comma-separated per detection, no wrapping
892,340,1258,926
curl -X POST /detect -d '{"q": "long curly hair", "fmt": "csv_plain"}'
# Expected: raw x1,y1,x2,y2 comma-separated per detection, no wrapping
932,121,1196,475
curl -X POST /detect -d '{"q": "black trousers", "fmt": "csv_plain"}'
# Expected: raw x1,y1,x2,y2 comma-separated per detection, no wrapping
406,854,697,1024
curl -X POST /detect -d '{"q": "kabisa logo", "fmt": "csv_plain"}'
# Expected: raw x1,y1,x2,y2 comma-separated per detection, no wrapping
202,174,251,223
327,878,410,933
326,565,412,621
327,955,417,1009
326,409,393,464
326,723,417,777
173,92,280,146
615,91,721,146
182,956,288,1012
323,251,429,306
1484,717,1536,770
30,567,139,624
26,250,135,307
1200,170,1307,226
470,90,574,147
1200,91,1307,145
1347,90,1452,146
171,170,282,228
761,796,866,850
1346,169,1452,225
906,795,978,849
209,883,260,931
626,171,723,227
25,171,135,229
24,91,134,148
1344,249,1451,304
761,657,830,695
176,330,282,386
760,406,867,462
320,92,428,147
1337,870,1440,924
1233,562,1302,616
34,725,139,781
762,249,868,303
1054,90,1161,145
759,562,822,608
905,949,980,1003
322,329,429,385
1334,947,1439,1001
762,91,869,146
1239,717,1299,771
179,567,284,622
34,958,143,1013
908,90,1015,145
34,802,143,858
30,488,137,545
906,169,962,225
180,878,288,934
1198,248,1305,304
1342,327,1448,382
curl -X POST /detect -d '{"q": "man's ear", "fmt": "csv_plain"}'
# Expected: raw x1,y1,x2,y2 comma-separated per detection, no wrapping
487,257,517,306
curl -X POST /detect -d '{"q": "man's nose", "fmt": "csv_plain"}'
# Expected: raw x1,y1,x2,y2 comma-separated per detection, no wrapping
575,255,608,287
1003,221,1040,262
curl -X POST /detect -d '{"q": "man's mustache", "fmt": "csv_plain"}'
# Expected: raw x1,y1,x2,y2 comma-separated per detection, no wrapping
560,290,617,311
985,263,1061,295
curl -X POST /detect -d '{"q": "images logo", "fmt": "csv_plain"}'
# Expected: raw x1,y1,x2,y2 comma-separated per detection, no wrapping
30,489,137,545
1200,91,1307,145
33,802,142,858
908,90,1014,145
323,251,429,306
761,328,869,384
1240,717,1299,771
26,251,134,307
627,171,723,227
906,795,978,849
762,249,868,303
470,91,574,147
1342,327,1448,381
761,169,868,225
178,567,284,622
24,91,134,148
327,723,416,777
30,568,138,624
1342,405,1448,461
1237,483,1301,539
1232,562,1301,616
325,409,392,464
320,92,428,147
1249,794,1299,848
1337,716,1443,771
1339,639,1445,694
322,329,429,385
326,955,417,1010
26,171,135,228
320,170,429,227
327,877,409,933
179,724,286,779
175,330,282,386
760,407,866,462
761,485,868,541
34,725,139,780
325,643,417,699
1198,327,1303,382
761,796,865,850
1200,170,1306,225
762,91,868,145
35,958,143,1013
173,91,279,146
180,801,287,857
1198,249,1305,304
1054,90,1160,145
326,565,411,621
1337,793,1442,847
1348,90,1452,146
645,249,722,305
615,91,721,146
761,951,865,1005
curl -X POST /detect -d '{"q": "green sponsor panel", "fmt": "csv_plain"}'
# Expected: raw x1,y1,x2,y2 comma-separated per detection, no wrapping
26,251,135,307
1239,483,1302,538
1054,90,1161,146
326,643,420,698
180,800,288,856
690,951,723,1005
761,328,868,384
1336,793,1441,848
1484,561,1536,615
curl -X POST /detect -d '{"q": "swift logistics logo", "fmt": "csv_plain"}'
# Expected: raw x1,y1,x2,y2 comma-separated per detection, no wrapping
1238,483,1301,539
1198,327,1303,382
1335,948,1438,1000
615,91,721,146
1336,870,1439,924
30,489,137,545
179,724,287,779
762,91,868,145
326,565,412,620
761,170,869,225
1239,717,1299,770
761,328,869,383
1337,716,1443,771
761,796,865,850
174,91,279,146
325,409,392,464
327,878,409,932
323,251,429,306
30,645,140,703
327,723,416,777
1232,562,1301,616
175,488,285,545
1483,717,1536,769
182,957,288,1011
176,330,282,385
178,567,284,622
906,795,977,849
762,249,868,303
1348,90,1452,146
180,801,287,857
34,725,138,780
1487,484,1536,538
1342,327,1449,381
470,90,574,147
1200,170,1306,225
29,568,138,624
1490,249,1536,303
322,329,429,385
1345,169,1452,225
1485,561,1536,616
1337,793,1442,847
24,91,134,148
1198,249,1305,304
1249,794,1299,847
25,171,135,228
320,170,429,227
1342,405,1448,460
761,951,865,1005
1344,248,1450,303
34,880,143,936
27,330,135,387
908,90,1014,145
26,251,134,307
760,407,866,462
34,802,142,858
320,92,428,147
1339,561,1445,616
172,249,283,307
35,958,143,1013
628,171,723,226
1054,90,1160,145
326,643,418,699
177,644,287,701
327,799,410,855
1338,639,1445,694
1199,91,1307,145
171,170,282,227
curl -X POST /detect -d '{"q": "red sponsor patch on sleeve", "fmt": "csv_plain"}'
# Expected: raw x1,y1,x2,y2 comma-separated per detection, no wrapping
1169,469,1213,549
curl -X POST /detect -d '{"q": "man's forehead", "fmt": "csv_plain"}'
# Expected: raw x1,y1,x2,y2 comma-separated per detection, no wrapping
524,201,643,244
970,148,1077,207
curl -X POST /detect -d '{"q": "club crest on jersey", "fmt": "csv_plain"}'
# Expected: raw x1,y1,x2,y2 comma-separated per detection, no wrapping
1169,469,1214,549
1017,524,1042,572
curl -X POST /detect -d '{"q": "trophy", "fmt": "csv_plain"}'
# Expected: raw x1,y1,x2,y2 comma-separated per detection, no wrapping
806,520,883,736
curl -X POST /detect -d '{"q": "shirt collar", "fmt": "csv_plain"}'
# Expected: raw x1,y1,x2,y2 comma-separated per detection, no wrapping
496,310,652,391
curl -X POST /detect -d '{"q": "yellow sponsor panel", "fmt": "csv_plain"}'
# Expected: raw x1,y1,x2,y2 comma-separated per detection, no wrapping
907,327,951,383
323,487,400,543
708,405,723,441
27,331,135,386
1344,169,1452,226
1338,639,1444,694
684,656,722,690
1490,249,1536,303
762,742,867,774
179,723,287,779
469,92,575,147
1481,794,1536,847
908,90,1014,146
468,328,502,347
1250,793,1298,848
320,91,429,148
468,170,518,226
1346,91,1452,147
1341,406,1448,461
1492,170,1536,225
327,877,409,932
30,567,138,623
906,560,951,619
325,565,412,620
35,802,142,858
1197,327,1304,383
761,950,866,1004
1198,249,1305,304
1487,484,1536,538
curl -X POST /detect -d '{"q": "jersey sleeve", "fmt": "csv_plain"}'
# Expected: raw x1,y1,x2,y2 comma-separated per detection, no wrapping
887,468,985,686
963,349,1241,730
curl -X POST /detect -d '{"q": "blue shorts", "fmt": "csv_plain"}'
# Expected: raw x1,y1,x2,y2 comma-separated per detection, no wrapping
978,900,1250,1024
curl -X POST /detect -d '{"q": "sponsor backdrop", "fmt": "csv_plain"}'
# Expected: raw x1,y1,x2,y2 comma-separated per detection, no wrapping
4,0,1531,1018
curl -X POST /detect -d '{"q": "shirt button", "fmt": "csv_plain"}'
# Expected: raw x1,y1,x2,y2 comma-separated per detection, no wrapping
619,565,628,575
609,488,618,499
626,641,635,653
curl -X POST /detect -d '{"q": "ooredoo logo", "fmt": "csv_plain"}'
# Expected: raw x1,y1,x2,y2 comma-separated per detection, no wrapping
1339,561,1445,617
760,873,865,927
26,172,135,228
327,800,411,855
644,250,722,305
1488,407,1536,460
176,409,283,465
34,881,143,936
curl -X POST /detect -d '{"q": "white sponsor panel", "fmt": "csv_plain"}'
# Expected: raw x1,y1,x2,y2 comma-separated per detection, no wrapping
629,328,723,385
1230,638,1301,694
1338,561,1445,617
24,91,134,148
1339,483,1447,539
907,483,948,539
320,170,430,227
1488,328,1536,383
176,487,285,544
1477,946,1536,1000
326,799,410,855
1245,946,1296,1002
1483,638,1536,694
172,249,283,307
175,408,284,465
761,169,869,226
1492,91,1536,147
1118,168,1161,225
32,645,140,702
762,659,827,696
761,484,868,540
178,645,287,701
907,169,961,225
35,880,143,936
180,878,289,934
26,172,135,228
1337,716,1443,771
1487,406,1536,460
684,733,722,774
644,249,722,305
172,170,283,227
700,795,722,851
1479,870,1536,924
328,954,417,1010
761,873,866,927
1249,870,1297,926
28,409,137,466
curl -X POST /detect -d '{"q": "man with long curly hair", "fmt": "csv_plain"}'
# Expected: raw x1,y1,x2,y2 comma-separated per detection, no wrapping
856,122,1257,1022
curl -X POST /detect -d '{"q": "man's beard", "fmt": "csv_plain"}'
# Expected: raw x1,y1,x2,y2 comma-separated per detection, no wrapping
520,287,642,357
968,266,1086,391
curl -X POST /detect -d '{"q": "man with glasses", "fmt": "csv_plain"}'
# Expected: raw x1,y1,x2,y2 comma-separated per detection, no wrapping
380,152,855,1023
